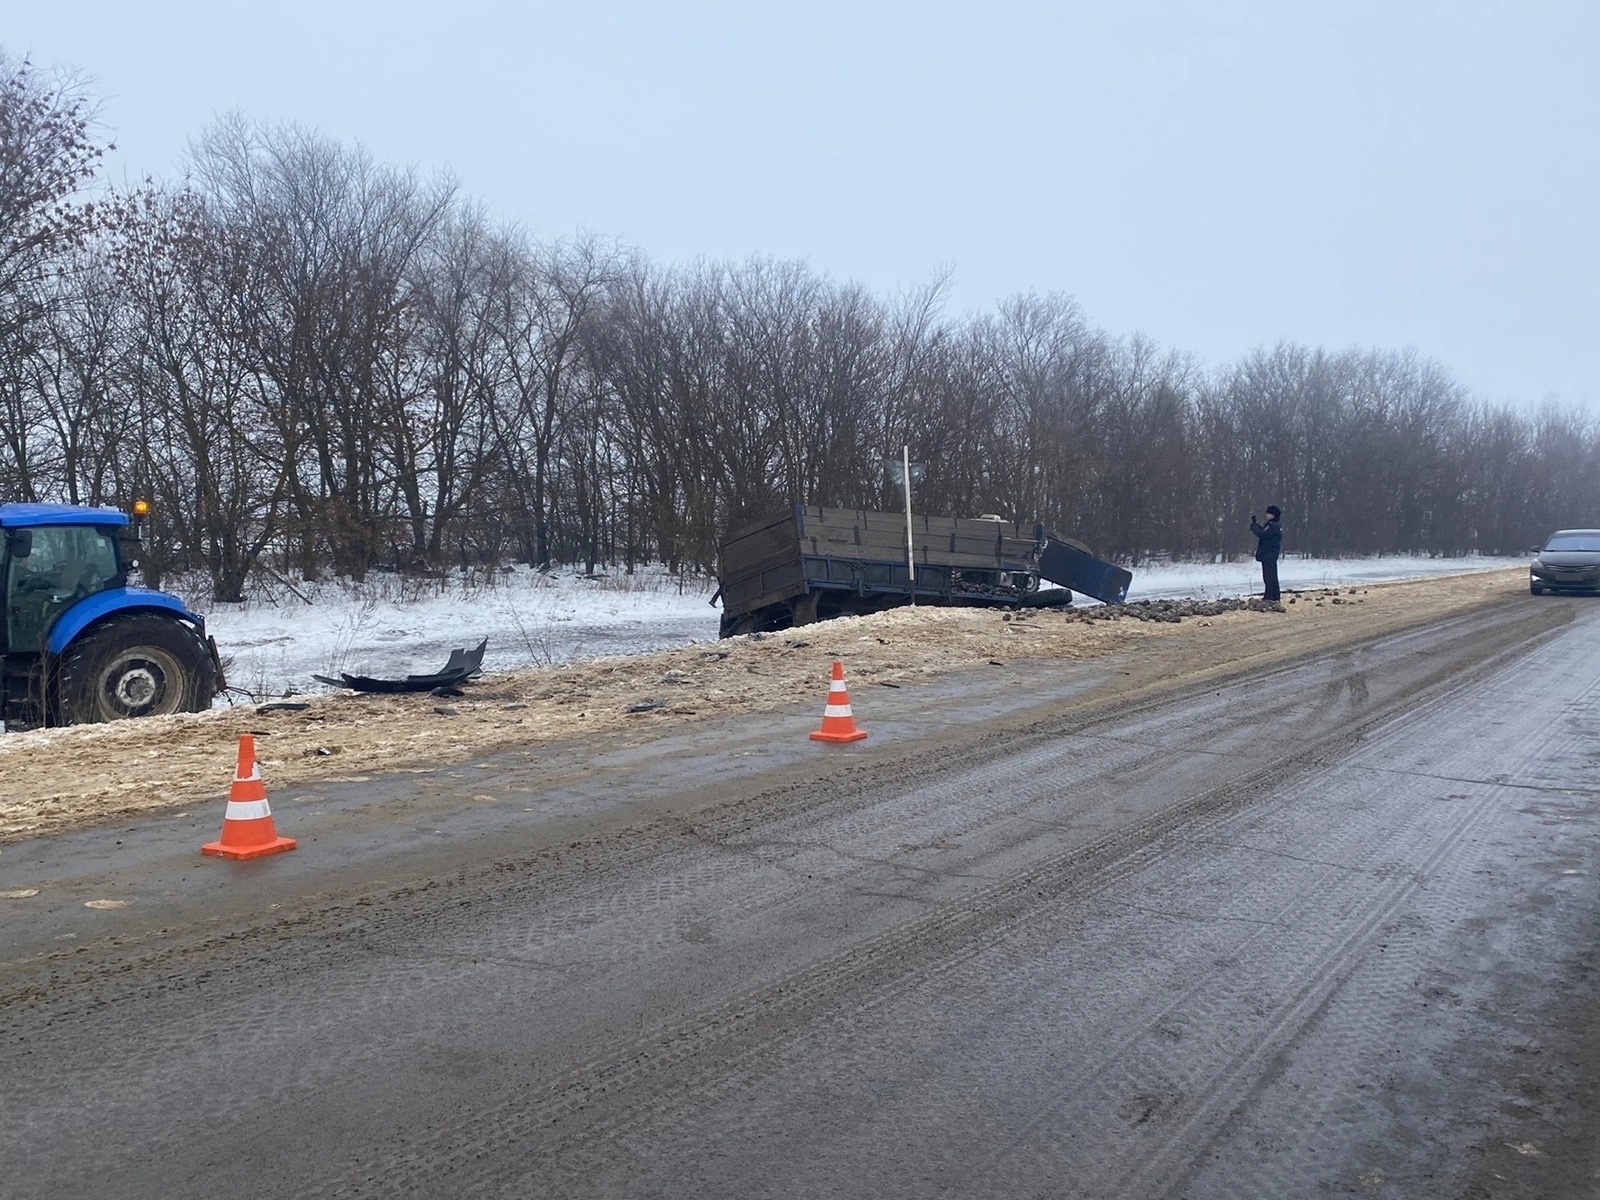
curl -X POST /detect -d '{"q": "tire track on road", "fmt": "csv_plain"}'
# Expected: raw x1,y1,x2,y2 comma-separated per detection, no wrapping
287,608,1568,1198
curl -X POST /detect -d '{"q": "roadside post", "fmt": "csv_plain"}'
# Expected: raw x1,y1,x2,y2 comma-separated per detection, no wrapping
884,448,926,605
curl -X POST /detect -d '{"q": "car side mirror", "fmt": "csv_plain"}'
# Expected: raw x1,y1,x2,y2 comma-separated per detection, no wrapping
4,529,32,559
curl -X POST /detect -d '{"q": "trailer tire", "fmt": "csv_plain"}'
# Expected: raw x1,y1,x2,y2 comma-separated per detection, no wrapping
56,614,217,724
789,592,821,627
1021,587,1075,609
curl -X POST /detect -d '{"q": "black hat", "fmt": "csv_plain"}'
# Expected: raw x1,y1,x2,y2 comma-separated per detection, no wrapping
1265,505,1281,518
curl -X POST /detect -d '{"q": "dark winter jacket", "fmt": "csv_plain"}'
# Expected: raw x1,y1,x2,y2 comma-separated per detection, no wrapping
1250,515,1282,562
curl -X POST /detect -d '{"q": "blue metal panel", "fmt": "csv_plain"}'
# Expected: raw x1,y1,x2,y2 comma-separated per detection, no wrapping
1039,538,1132,604
0,503,130,528
45,588,203,655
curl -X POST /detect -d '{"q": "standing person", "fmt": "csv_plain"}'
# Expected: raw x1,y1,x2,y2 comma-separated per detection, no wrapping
1250,505,1283,601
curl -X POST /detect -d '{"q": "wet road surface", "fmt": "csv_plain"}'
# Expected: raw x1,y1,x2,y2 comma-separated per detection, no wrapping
1,597,1597,1198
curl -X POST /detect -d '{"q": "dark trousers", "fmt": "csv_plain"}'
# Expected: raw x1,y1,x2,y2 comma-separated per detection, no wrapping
1260,557,1280,602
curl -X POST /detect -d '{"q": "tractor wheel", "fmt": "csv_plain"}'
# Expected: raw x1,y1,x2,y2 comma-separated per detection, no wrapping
56,614,217,724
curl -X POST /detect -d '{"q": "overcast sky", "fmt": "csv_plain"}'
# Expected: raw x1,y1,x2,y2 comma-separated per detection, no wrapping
10,0,1597,406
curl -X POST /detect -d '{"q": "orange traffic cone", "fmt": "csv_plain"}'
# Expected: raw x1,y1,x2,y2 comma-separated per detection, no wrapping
201,734,297,860
810,660,868,743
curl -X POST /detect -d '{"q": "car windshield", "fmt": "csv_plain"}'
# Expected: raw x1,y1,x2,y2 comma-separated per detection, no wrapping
1543,534,1600,552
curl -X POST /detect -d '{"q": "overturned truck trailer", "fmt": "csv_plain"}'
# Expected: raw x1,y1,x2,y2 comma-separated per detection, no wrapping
715,504,1132,637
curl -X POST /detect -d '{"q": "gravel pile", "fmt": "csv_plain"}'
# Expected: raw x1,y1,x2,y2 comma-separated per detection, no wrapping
1059,598,1282,624
1037,588,1370,625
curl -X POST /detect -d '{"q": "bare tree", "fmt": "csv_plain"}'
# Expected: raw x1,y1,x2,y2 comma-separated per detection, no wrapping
485,233,620,566
0,51,108,301
188,115,453,578
395,205,514,569
0,49,113,498
106,185,292,599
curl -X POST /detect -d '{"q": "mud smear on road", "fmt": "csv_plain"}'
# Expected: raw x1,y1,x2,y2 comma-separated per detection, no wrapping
0,569,1526,842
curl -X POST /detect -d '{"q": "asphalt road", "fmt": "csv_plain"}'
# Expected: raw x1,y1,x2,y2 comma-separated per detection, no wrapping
2,597,1597,1199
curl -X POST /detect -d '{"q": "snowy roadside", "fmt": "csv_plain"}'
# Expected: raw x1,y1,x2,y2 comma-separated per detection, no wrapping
0,567,1529,843
191,555,1522,702
1121,554,1520,602
194,567,721,702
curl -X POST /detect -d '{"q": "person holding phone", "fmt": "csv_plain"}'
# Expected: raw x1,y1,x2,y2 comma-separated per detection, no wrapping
1250,505,1283,602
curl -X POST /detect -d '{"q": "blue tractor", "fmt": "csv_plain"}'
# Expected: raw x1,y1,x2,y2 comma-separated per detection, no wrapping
0,502,222,729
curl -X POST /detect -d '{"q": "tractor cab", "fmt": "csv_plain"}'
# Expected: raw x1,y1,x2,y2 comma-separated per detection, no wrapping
3,506,129,657
0,503,221,730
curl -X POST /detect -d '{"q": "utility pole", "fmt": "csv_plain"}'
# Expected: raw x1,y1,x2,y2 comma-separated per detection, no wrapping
884,447,926,606
902,444,916,599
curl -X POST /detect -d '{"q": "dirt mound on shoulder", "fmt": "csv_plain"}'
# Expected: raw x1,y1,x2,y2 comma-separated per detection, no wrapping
0,569,1523,842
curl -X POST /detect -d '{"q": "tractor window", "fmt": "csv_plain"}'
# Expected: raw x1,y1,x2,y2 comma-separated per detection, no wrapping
3,526,120,653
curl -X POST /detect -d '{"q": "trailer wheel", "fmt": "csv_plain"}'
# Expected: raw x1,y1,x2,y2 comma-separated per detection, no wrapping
720,613,762,638
1021,587,1075,609
789,592,821,627
56,614,217,724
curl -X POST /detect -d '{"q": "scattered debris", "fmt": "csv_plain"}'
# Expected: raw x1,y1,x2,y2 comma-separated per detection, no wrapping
626,699,668,713
313,639,487,694
0,570,1523,845
1061,597,1286,623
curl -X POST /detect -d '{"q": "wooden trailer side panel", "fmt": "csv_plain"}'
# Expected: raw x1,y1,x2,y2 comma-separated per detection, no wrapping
719,504,1049,623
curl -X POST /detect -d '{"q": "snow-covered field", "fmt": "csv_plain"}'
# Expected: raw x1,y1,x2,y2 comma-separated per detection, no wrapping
1123,554,1520,600
191,555,1522,703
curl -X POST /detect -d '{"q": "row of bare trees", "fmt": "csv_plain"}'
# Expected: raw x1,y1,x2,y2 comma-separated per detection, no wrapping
4,50,1597,601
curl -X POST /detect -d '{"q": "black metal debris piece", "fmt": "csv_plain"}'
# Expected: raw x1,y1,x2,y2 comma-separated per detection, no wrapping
313,639,487,694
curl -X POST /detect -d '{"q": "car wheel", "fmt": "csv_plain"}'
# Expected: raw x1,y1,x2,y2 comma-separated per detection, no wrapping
56,614,216,724
1530,583,1544,595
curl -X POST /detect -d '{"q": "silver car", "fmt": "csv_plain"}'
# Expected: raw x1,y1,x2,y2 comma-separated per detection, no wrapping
1529,528,1600,594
